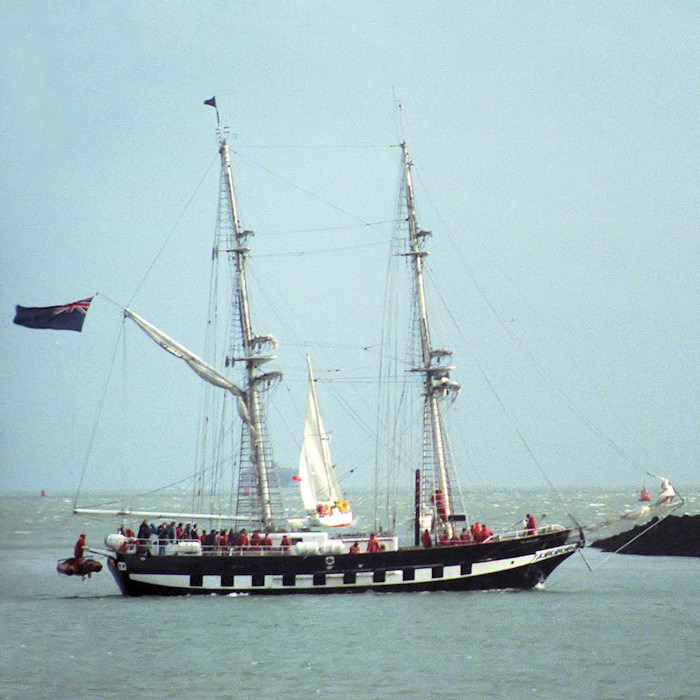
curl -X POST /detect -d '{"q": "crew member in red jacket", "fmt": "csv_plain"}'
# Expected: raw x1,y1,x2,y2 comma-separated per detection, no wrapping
235,529,249,548
74,533,86,561
366,533,382,553
526,514,537,536
460,527,473,543
431,489,447,521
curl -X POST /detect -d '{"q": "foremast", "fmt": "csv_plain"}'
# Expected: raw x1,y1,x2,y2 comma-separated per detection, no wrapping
401,142,461,538
214,123,281,531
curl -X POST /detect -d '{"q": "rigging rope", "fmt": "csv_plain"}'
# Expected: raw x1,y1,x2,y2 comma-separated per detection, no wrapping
73,304,124,510
547,493,686,589
232,148,391,229
413,168,656,482
425,266,596,529
127,153,217,307
253,239,387,258
263,219,398,236
603,494,685,558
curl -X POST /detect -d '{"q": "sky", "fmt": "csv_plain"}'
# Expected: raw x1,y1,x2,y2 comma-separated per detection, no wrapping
1,2,697,499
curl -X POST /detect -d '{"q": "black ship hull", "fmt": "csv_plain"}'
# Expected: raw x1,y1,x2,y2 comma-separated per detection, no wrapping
106,529,582,596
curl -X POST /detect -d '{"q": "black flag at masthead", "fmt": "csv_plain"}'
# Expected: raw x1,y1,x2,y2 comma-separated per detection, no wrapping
204,95,220,126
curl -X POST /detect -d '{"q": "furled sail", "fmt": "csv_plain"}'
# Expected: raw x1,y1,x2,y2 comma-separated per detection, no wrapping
124,308,251,424
298,357,352,527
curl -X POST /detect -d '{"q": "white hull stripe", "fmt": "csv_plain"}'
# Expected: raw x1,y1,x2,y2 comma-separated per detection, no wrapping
126,544,578,591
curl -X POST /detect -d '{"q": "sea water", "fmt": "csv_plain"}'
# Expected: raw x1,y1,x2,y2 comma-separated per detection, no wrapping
1,491,698,700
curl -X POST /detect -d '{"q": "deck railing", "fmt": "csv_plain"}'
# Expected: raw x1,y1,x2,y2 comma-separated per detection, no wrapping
115,525,566,556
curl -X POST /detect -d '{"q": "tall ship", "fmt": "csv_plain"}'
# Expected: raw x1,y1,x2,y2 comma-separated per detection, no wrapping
73,101,584,595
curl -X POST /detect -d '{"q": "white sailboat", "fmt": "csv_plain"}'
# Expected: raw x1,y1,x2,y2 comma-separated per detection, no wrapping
298,357,352,527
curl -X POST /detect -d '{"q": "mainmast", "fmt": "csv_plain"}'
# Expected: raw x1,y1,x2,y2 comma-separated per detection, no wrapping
213,114,281,530
401,142,461,536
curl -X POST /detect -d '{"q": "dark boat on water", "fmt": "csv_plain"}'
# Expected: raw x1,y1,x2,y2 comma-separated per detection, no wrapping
76,100,583,595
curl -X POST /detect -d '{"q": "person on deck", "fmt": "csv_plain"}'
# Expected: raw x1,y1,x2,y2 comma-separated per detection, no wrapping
158,523,168,554
280,535,291,550
204,529,217,551
137,519,151,548
250,532,262,550
471,522,483,542
349,542,361,554
526,514,537,536
460,527,472,543
481,525,493,542
366,533,381,553
235,529,249,548
261,533,272,550
421,529,432,548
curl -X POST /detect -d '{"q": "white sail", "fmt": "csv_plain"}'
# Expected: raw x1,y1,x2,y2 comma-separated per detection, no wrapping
298,357,352,527
124,308,251,424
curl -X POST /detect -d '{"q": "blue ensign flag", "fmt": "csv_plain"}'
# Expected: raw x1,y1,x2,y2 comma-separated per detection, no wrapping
13,297,93,332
